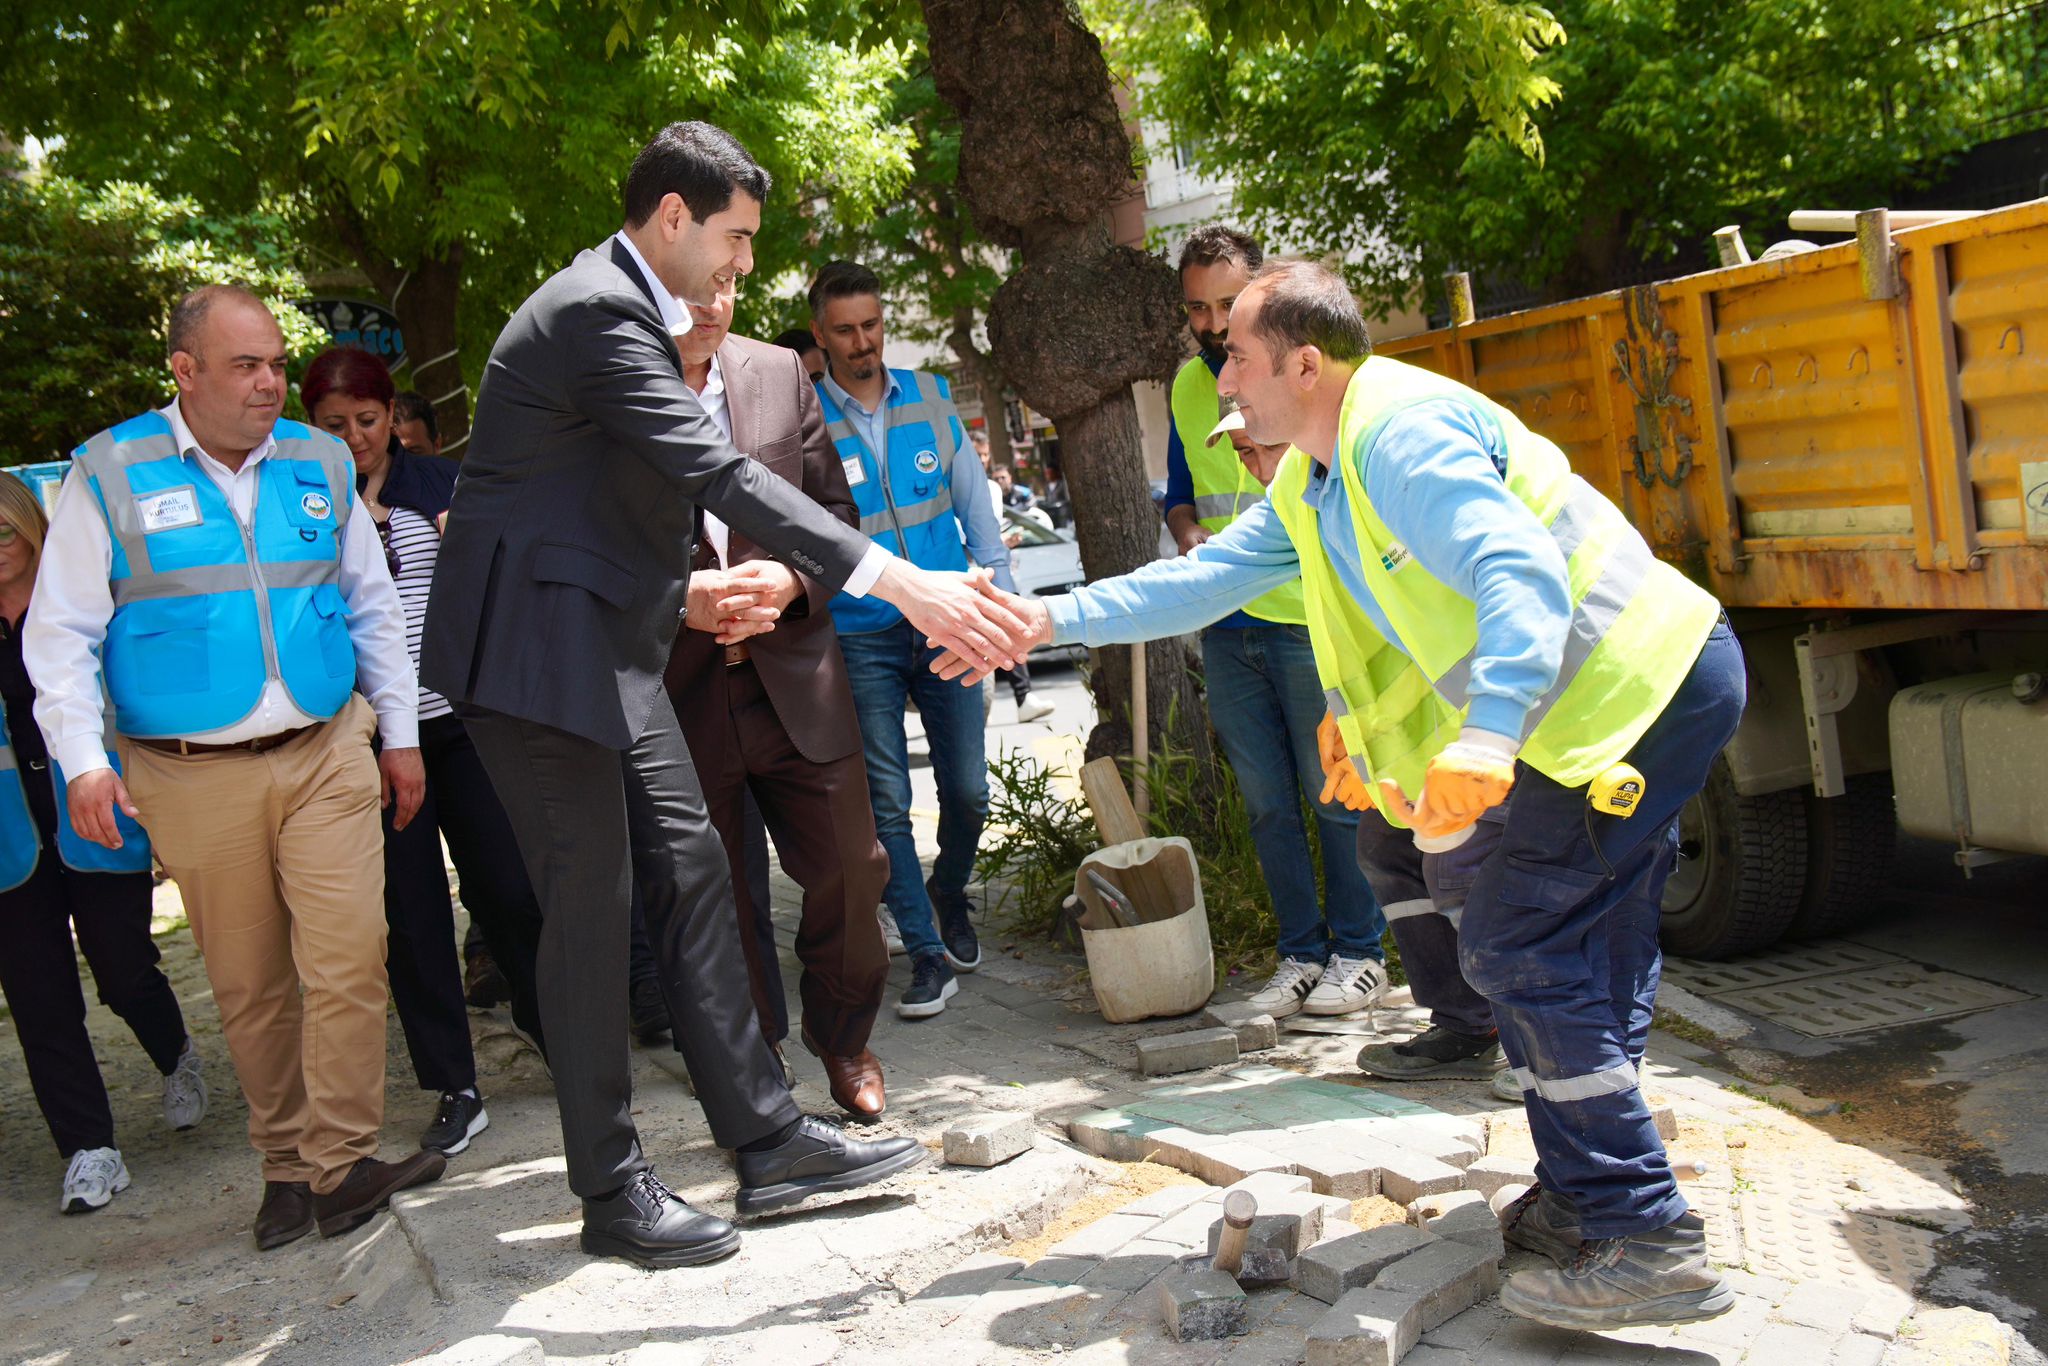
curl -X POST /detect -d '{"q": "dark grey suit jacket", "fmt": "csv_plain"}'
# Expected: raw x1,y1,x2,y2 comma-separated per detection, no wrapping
422,238,873,748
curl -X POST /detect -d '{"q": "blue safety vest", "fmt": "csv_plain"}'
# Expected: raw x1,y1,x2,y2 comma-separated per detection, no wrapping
69,411,359,738
820,369,970,635
0,701,151,892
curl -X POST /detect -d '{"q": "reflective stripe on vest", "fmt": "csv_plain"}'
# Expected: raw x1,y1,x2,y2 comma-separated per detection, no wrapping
1169,357,1305,626
72,412,359,737
821,369,970,635
1330,358,1723,788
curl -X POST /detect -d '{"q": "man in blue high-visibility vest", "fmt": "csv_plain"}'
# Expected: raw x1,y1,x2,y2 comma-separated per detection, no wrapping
809,260,1018,1022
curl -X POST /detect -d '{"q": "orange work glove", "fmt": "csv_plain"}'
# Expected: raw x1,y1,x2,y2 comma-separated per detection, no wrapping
1316,711,1376,812
1410,729,1518,839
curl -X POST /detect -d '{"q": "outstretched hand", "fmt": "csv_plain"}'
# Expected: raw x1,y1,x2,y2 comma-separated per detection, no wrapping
871,561,1036,685
929,579,1051,683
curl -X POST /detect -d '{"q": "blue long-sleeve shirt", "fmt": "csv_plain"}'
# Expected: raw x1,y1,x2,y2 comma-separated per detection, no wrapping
1163,352,1255,630
821,368,1017,595
1049,397,1574,741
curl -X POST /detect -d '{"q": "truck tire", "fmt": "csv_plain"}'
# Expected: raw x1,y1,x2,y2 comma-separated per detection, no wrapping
1659,757,1808,959
1787,775,1898,940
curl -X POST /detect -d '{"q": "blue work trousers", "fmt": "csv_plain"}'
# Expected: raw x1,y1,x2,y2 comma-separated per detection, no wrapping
1459,621,1745,1239
1203,624,1387,962
1353,808,1503,1038
840,621,988,963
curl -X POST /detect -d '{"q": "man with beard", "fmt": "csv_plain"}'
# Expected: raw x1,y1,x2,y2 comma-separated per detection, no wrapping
1161,227,1388,1024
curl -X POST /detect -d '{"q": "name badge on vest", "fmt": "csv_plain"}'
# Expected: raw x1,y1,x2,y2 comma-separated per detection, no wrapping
841,457,867,488
136,486,202,534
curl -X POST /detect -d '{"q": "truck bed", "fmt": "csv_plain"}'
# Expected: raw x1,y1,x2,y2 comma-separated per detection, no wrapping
1376,199,2048,613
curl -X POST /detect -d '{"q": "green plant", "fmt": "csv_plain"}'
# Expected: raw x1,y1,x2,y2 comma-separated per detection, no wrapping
975,745,1099,936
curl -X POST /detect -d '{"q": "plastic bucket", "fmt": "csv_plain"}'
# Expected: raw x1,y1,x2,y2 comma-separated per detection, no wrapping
1073,835,1214,1023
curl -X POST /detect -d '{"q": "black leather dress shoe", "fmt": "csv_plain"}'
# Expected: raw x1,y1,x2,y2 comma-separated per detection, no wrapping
582,1169,741,1268
735,1115,926,1217
254,1180,315,1250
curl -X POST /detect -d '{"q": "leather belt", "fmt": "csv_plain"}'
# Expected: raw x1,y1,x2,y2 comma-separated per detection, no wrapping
723,642,752,668
132,725,316,757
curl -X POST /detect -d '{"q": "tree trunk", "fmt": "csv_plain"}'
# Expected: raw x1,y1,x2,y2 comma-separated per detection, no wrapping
398,248,469,450
945,314,1015,471
923,0,1208,766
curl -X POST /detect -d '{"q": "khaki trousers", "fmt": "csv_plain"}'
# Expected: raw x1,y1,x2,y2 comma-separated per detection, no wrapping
120,696,390,1194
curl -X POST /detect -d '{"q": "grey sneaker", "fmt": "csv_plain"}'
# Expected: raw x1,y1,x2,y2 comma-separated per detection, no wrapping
1498,1183,1581,1265
1499,1211,1733,1331
162,1037,208,1131
1356,1024,1505,1080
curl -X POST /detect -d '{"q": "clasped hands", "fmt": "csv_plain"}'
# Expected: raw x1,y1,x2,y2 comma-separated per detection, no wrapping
686,560,804,645
1315,712,1518,840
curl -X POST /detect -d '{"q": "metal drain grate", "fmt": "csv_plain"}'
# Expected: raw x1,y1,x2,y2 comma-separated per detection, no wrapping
1663,939,1904,995
1665,939,2033,1037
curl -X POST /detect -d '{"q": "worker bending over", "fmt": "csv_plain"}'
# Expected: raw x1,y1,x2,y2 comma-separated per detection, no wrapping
938,260,1744,1332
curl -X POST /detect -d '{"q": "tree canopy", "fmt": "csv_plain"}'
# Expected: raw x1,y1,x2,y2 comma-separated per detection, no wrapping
1107,0,2046,315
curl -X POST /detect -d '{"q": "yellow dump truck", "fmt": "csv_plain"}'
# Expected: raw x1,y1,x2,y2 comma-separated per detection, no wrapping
1378,198,2048,958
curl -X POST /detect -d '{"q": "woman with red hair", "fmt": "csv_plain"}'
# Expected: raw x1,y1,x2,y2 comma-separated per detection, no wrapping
301,347,547,1156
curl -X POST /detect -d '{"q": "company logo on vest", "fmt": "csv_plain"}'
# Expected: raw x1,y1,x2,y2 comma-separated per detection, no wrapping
913,449,940,474
300,492,333,520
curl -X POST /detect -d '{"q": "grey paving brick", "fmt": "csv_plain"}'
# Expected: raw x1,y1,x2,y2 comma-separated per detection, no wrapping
1409,1190,1487,1225
1770,1280,1871,1336
1744,1321,1836,1362
1295,1223,1436,1306
1223,1170,1316,1201
1369,1238,1500,1336
910,1251,1029,1311
1159,1261,1252,1341
1668,1291,1772,1350
1326,1131,1469,1204
1830,1333,1888,1366
1718,1269,1791,1307
1218,1323,1317,1365
1421,1199,1505,1260
1277,1136,1384,1200
1402,1347,1476,1366
1185,1140,1296,1186
943,1111,1037,1167
1464,1155,1539,1200
1207,1193,1329,1263
1848,1286,1912,1340
1140,1028,1243,1077
1122,1184,1214,1219
1080,1249,1179,1291
1048,1211,1163,1260
1011,1255,1100,1286
1203,1002,1282,1052
1305,1285,1425,1366
1316,1218,1364,1246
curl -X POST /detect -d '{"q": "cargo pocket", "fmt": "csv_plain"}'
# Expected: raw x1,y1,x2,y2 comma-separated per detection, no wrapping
123,597,212,695
1459,854,1608,996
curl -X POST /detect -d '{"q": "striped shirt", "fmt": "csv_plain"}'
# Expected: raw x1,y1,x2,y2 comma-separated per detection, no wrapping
383,505,452,721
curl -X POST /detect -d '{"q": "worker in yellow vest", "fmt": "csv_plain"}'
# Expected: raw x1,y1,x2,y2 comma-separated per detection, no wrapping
1161,226,1389,1022
936,260,1746,1332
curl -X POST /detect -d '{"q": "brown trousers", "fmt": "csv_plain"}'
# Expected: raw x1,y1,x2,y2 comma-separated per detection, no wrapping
119,697,389,1193
690,662,889,1056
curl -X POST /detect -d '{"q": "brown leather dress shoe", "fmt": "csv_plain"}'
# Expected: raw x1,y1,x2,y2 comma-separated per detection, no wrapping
803,1028,885,1119
254,1180,316,1251
313,1150,448,1238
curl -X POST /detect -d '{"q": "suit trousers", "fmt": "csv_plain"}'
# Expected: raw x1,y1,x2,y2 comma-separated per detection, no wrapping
118,696,390,1194
463,690,799,1197
692,661,889,1058
630,793,771,1042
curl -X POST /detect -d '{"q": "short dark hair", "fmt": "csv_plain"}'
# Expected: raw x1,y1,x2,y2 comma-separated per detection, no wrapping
623,121,772,228
393,390,439,442
1244,260,1372,366
166,283,268,364
807,260,882,317
1178,225,1263,278
770,327,819,356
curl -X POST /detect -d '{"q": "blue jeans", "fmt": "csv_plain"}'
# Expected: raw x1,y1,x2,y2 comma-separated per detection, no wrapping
1460,621,1745,1238
839,621,988,963
1202,624,1386,962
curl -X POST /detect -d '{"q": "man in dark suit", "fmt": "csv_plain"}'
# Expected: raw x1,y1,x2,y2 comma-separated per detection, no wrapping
421,121,1030,1269
663,287,890,1120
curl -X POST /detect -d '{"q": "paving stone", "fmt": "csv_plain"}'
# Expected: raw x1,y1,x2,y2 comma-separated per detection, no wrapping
1011,1255,1100,1287
1184,1140,1297,1186
1159,1261,1252,1341
1369,1238,1500,1336
943,1111,1037,1167
1420,1200,1505,1260
1203,1001,1282,1052
910,1251,1029,1315
1234,1247,1296,1287
1294,1223,1436,1306
1305,1285,1425,1366
1206,1198,1327,1264
1272,1135,1383,1199
1830,1334,1888,1366
1048,1211,1162,1259
1219,1323,1319,1365
1330,1133,1468,1204
1886,1306,2014,1366
424,1337,545,1366
1464,1155,1538,1201
1771,1280,1870,1335
1316,1218,1364,1246
1400,1348,1475,1366
1746,1321,1836,1362
1080,1248,1179,1291
1222,1170,1316,1201
1122,1184,1214,1218
1848,1284,1913,1340
1408,1190,1486,1226
1140,1028,1244,1077
1668,1291,1772,1351
1650,1102,1678,1139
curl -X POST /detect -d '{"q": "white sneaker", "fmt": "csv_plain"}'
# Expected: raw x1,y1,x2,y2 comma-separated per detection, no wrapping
1492,1067,1525,1102
61,1147,130,1214
1017,694,1056,723
1246,958,1324,1020
879,907,907,957
162,1037,207,1131
1303,954,1390,1016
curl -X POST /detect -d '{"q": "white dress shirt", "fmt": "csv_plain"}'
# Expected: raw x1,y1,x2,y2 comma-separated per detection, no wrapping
25,399,420,780
695,353,733,568
610,230,889,597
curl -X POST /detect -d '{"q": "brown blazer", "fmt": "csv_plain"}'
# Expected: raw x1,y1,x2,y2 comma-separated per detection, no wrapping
664,334,864,765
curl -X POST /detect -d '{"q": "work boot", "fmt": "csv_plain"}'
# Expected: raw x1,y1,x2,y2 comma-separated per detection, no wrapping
1356,1024,1505,1080
1499,1211,1733,1331
1497,1183,1582,1264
